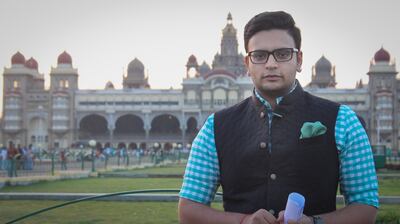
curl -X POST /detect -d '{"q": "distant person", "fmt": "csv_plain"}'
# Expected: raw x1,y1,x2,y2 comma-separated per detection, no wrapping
7,142,18,177
24,145,34,170
0,146,6,170
179,11,378,224
60,149,68,170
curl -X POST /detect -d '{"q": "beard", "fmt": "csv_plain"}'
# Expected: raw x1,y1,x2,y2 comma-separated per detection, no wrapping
257,81,291,98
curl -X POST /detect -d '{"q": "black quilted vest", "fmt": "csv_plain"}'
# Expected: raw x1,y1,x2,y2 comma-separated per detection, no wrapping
214,84,340,216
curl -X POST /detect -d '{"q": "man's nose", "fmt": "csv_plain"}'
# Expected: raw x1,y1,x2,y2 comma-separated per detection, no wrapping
265,54,278,69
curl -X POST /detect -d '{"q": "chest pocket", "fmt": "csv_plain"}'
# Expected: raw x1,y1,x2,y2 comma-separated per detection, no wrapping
295,133,330,183
298,133,327,149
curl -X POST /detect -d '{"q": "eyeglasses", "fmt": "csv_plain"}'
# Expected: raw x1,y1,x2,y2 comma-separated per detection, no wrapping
247,48,299,64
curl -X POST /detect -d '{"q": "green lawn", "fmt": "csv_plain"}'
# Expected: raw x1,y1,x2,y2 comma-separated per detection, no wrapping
0,178,183,193
377,178,400,196
0,200,399,224
106,164,186,175
0,201,181,224
1,166,399,223
2,175,400,196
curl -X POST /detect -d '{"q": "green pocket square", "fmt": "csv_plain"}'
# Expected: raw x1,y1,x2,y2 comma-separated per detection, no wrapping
300,121,327,139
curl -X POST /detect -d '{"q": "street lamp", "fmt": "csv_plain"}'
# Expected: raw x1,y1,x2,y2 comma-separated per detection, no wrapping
89,140,96,172
80,144,84,170
153,142,160,164
177,143,182,163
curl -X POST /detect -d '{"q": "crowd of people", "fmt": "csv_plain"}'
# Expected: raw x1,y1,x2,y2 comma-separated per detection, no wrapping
0,143,38,173
0,142,189,176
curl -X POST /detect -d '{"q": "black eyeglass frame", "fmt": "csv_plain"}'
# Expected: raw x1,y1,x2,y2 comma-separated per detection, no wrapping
247,48,299,64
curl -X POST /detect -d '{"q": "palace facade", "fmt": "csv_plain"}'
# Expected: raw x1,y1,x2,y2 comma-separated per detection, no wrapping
1,14,399,152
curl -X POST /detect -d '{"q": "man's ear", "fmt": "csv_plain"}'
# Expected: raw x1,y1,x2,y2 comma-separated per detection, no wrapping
296,51,303,73
244,55,250,69
244,56,251,76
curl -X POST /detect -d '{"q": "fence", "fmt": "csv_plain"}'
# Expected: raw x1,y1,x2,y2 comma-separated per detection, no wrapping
1,148,400,178
0,148,189,178
372,145,400,169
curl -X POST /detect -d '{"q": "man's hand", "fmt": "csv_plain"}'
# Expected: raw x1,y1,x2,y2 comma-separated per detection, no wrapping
241,209,278,224
178,198,278,224
275,204,377,224
276,210,313,224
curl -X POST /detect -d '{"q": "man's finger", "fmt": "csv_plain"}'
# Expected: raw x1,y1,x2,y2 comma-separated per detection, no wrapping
260,209,277,223
277,210,285,222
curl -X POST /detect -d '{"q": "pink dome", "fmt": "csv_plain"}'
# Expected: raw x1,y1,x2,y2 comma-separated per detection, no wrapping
25,57,38,70
187,54,198,66
374,47,390,62
57,51,72,64
188,55,197,63
11,51,26,65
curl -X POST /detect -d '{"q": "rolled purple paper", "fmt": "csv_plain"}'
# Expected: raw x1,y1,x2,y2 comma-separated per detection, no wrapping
284,192,305,224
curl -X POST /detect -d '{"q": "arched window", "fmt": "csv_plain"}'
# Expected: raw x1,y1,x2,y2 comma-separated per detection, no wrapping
186,90,196,104
202,91,211,105
13,80,19,89
228,91,238,104
213,88,226,105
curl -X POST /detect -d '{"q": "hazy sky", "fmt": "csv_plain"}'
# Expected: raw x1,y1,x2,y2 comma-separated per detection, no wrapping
1,0,399,94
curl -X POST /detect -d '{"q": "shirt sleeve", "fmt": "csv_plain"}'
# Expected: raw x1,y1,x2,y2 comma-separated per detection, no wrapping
335,105,379,208
179,114,220,205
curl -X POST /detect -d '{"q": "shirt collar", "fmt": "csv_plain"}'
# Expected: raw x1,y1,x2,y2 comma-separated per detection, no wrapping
254,80,298,109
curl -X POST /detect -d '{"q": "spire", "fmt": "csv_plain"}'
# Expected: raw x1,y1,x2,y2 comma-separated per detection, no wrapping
220,13,238,56
356,79,364,89
227,12,232,24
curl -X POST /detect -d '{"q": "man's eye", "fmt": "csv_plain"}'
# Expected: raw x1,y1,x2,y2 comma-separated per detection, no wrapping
275,50,291,58
253,53,267,59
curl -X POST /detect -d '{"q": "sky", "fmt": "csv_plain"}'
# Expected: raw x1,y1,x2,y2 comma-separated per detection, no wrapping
0,0,399,97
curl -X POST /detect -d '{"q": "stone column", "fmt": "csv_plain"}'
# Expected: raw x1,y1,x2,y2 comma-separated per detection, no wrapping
144,112,151,144
106,111,115,146
108,128,114,144
181,112,187,146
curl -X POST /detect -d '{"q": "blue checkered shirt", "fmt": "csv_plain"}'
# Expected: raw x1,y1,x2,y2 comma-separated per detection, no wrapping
180,89,379,208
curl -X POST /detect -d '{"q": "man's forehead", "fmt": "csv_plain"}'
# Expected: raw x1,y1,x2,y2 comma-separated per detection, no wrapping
248,30,296,50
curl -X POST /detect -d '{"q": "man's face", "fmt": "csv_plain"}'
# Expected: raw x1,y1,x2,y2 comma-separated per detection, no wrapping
245,29,302,98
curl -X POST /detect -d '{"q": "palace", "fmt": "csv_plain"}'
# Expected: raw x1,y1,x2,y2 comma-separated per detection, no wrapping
1,13,399,152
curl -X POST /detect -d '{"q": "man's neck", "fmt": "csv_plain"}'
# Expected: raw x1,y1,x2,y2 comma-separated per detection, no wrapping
260,93,278,109
256,81,297,109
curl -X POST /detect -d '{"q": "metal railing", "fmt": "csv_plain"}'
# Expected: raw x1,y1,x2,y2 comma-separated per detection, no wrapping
0,149,189,178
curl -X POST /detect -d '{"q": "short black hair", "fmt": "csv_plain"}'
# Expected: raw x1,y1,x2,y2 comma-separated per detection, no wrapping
244,11,301,52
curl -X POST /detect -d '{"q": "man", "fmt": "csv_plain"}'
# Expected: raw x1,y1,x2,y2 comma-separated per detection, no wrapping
178,11,378,224
7,142,19,177
60,149,68,170
0,146,4,170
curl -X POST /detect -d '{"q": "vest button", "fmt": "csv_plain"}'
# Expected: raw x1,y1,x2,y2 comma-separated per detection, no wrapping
260,111,265,118
259,142,267,149
270,173,277,180
269,209,275,215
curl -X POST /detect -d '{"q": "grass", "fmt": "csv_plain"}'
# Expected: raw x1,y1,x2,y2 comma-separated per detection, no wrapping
0,200,399,224
1,165,399,223
377,178,400,196
0,200,182,224
2,174,400,196
106,164,186,175
0,178,184,193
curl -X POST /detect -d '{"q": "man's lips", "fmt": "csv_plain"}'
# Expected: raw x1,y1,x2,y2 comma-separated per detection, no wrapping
262,75,282,80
